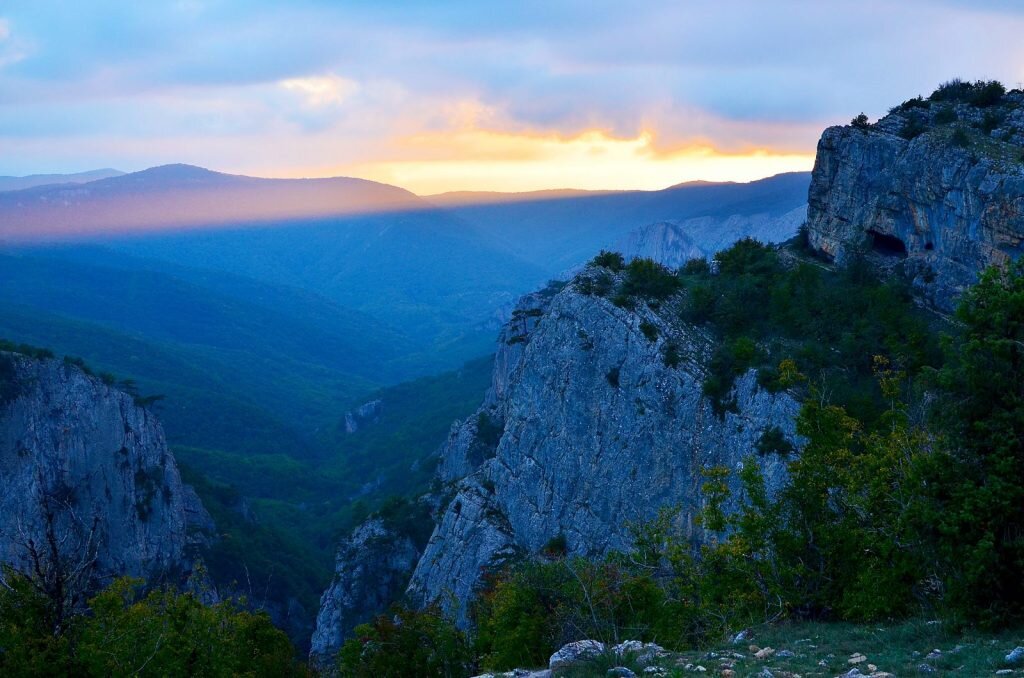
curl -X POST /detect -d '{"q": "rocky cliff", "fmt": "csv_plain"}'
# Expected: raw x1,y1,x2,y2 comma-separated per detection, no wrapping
807,86,1024,309
407,267,800,626
309,518,420,668
0,351,212,587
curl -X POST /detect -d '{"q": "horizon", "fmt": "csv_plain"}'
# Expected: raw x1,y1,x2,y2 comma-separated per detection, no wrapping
0,161,812,198
2,2,1022,193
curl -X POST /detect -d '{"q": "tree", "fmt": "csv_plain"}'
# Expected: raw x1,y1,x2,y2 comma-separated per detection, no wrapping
0,472,101,639
927,259,1024,624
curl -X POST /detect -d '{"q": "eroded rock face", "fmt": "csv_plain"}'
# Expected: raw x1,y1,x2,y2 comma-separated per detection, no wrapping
309,518,421,668
407,270,800,625
807,91,1024,310
0,352,209,585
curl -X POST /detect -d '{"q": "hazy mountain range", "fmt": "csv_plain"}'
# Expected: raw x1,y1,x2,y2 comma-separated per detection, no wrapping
0,165,810,455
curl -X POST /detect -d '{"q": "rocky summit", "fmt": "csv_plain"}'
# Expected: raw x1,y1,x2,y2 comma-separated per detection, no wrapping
405,264,801,626
807,85,1024,310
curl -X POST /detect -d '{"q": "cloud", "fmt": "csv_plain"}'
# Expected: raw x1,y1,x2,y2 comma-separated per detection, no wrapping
0,1,1022,188
280,74,359,107
343,126,815,194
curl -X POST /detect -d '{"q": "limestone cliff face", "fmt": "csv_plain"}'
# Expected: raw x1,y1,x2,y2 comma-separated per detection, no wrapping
0,352,211,584
807,90,1024,310
309,518,420,668
406,269,800,625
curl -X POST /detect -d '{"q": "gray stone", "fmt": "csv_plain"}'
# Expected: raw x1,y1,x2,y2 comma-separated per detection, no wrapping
0,353,209,587
807,92,1024,311
549,640,607,670
309,517,421,669
408,274,800,624
1006,646,1024,664
342,399,383,434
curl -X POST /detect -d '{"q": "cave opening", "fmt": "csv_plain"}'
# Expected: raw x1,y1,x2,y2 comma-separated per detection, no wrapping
867,229,908,257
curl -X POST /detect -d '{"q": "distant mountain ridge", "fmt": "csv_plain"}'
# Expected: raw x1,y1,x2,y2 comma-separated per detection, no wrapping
0,164,425,242
0,168,124,193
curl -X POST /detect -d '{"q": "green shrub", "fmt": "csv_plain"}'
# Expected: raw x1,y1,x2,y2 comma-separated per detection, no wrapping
338,606,471,677
0,339,54,360
952,127,971,148
930,78,1005,107
934,106,957,124
900,115,928,140
851,113,871,130
473,558,668,669
895,96,929,112
639,320,659,342
578,271,614,297
682,257,711,275
662,342,682,368
542,533,568,558
591,250,625,272
756,425,795,455
476,412,504,450
0,574,300,676
970,80,1006,107
620,258,681,301
981,111,1004,134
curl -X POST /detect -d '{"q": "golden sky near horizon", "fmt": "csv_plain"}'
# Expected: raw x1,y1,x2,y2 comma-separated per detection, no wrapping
1,3,1022,193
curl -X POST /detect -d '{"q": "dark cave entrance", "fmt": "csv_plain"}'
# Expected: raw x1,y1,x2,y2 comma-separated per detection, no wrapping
867,229,908,257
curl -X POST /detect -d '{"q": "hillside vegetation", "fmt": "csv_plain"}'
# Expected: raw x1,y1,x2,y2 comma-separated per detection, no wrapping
340,236,1024,676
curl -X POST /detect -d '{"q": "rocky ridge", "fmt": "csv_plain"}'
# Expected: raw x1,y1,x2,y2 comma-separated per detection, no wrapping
807,86,1024,310
406,265,801,626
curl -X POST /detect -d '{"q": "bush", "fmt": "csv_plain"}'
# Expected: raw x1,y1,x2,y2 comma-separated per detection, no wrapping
338,606,471,677
473,558,668,670
591,250,625,272
756,425,795,456
934,106,957,124
0,574,300,676
662,342,682,368
900,115,928,140
981,111,1004,134
682,257,710,275
639,321,659,342
620,258,681,301
851,113,871,130
930,78,1005,107
952,127,971,148
970,80,1006,107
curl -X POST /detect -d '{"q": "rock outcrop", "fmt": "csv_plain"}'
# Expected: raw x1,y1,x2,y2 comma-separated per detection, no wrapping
0,352,212,586
588,206,805,273
406,267,800,624
807,88,1024,310
309,518,421,668
342,399,383,434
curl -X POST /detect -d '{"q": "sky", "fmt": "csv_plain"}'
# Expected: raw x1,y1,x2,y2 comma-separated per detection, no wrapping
1,1,1022,194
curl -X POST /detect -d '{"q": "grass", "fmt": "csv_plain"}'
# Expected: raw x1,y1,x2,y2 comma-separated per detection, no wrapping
555,620,1024,677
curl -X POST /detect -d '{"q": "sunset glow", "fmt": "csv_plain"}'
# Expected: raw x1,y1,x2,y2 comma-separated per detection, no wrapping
345,129,815,194
1,2,1022,193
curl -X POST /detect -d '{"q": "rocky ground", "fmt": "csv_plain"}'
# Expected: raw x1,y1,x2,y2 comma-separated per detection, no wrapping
474,620,1024,677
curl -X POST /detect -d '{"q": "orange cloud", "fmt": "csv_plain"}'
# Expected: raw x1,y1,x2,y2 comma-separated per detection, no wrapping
330,127,814,194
